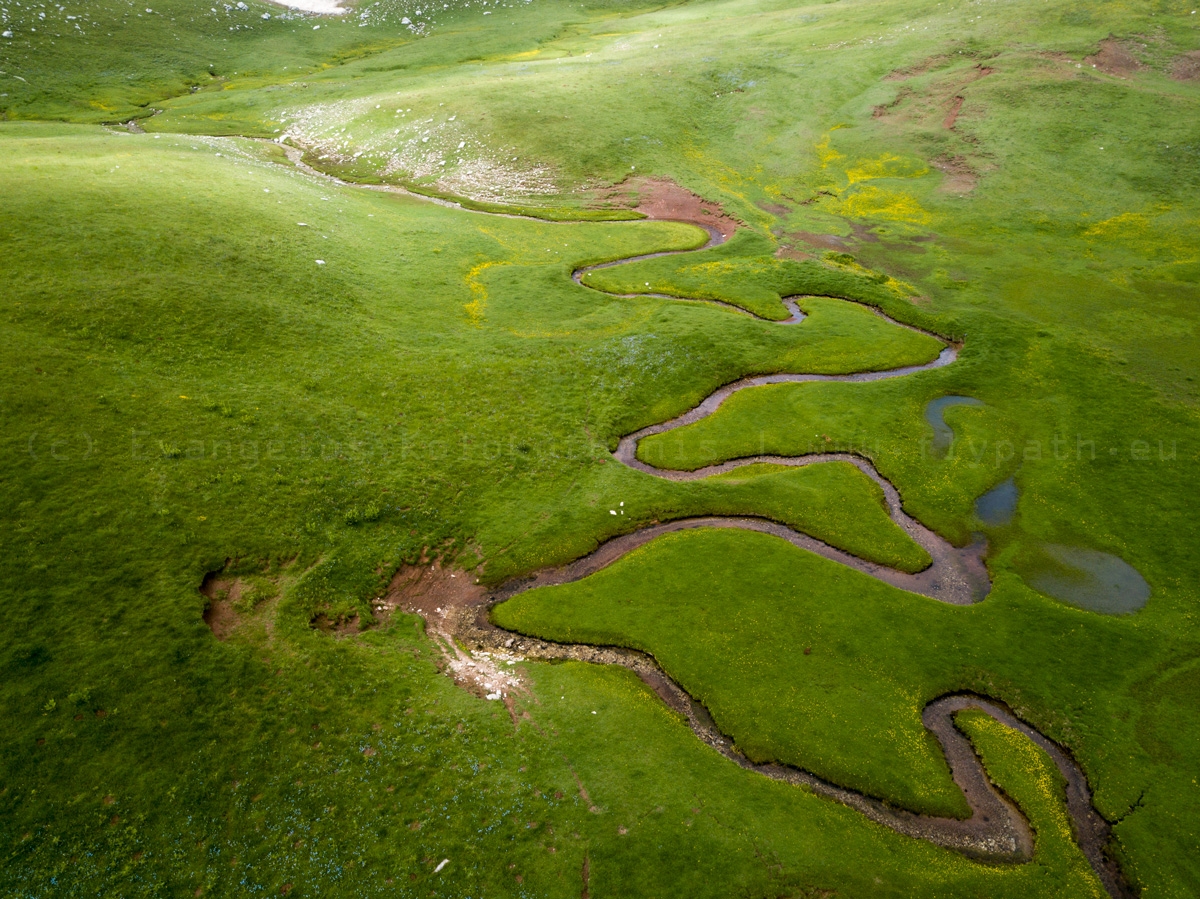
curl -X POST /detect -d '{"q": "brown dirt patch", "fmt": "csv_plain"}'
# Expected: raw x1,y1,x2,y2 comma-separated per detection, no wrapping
199,561,294,640
757,200,791,218
874,66,991,133
200,573,240,640
612,177,739,240
385,563,524,703
1171,50,1200,82
385,561,487,621
310,613,362,636
787,230,852,251
931,154,978,193
1084,39,1143,78
943,95,965,130
885,54,953,81
872,86,914,119
774,244,812,261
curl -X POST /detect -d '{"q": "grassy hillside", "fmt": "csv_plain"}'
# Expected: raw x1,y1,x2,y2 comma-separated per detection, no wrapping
2,0,1199,895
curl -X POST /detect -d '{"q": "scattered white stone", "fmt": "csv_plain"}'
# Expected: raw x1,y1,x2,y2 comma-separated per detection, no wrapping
434,859,449,873
3,30,13,37
261,12,270,18
401,15,410,22
315,259,325,265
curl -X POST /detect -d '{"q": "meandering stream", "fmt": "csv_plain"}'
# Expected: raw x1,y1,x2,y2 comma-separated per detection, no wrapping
270,144,1130,896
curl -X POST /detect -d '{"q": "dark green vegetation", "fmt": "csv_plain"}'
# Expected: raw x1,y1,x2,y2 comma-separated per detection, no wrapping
2,0,1199,896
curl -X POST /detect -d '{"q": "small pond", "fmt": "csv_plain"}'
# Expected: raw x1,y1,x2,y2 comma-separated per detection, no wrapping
975,477,1018,526
1026,544,1150,615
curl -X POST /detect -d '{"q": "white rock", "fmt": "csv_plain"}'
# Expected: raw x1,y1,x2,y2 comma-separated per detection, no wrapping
434,859,449,873
1,30,12,37
315,259,325,265
401,15,410,22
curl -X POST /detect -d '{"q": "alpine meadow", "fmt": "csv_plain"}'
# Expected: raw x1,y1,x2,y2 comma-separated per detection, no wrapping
1,0,1199,896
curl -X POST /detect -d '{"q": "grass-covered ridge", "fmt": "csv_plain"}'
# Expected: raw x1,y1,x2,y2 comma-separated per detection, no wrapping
2,0,1200,894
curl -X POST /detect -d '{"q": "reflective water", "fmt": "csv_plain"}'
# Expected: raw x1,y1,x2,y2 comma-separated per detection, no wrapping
975,477,1018,526
1027,544,1150,615
924,395,985,454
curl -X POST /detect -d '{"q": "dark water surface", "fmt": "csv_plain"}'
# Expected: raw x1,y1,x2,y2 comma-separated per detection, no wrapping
1026,544,1150,614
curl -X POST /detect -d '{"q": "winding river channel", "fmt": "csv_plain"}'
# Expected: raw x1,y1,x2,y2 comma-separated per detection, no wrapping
273,144,1131,896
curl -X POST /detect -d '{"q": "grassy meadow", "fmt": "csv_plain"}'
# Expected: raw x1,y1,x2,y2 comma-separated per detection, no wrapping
2,0,1199,895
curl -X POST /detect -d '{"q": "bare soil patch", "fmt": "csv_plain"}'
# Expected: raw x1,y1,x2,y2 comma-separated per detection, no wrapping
1171,50,1200,82
873,65,991,134
200,573,240,640
310,612,362,635
611,177,739,240
1084,39,1143,78
200,560,294,640
885,55,953,81
386,560,487,621
757,200,791,218
931,154,978,193
387,563,524,703
942,96,965,130
786,231,852,251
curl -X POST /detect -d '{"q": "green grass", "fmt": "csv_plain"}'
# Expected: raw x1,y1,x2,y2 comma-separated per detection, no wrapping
582,229,922,321
492,527,1176,820
955,710,1107,898
2,0,1200,894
